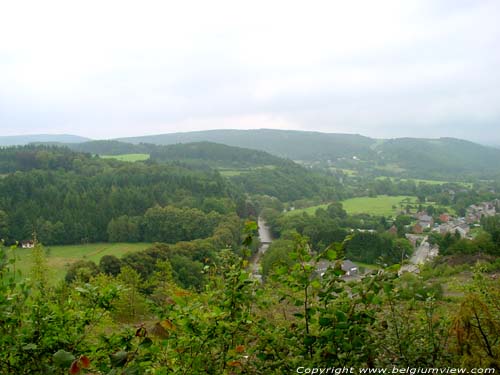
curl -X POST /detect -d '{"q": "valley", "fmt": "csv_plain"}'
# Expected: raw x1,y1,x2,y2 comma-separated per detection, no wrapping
1,131,500,373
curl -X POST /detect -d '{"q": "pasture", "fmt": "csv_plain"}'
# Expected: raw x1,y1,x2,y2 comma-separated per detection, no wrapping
9,242,150,282
286,195,452,217
101,153,150,162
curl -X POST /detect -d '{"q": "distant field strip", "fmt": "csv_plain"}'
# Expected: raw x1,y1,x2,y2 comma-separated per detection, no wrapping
10,242,150,282
375,176,472,188
341,195,418,216
101,153,150,162
286,195,418,217
286,195,453,217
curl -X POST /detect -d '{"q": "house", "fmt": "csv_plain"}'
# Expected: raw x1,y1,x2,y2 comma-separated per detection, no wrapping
439,214,450,223
413,223,424,234
387,225,398,236
341,260,358,276
433,221,470,239
21,240,35,249
315,259,358,277
466,201,497,223
453,226,468,238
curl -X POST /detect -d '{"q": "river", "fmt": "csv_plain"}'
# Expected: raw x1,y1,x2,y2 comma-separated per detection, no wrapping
249,217,273,281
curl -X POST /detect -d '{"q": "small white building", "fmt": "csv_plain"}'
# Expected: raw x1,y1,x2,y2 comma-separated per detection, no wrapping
21,240,35,249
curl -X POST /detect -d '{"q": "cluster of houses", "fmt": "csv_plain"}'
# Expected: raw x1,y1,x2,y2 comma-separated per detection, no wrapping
466,200,498,223
411,200,498,239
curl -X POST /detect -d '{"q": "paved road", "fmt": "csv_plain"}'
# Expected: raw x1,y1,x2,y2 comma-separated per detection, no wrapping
400,235,439,274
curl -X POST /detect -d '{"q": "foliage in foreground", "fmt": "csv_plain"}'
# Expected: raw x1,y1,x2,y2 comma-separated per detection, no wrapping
1,237,500,374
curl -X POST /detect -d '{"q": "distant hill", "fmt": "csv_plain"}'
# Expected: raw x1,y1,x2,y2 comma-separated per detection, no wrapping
62,140,287,169
66,140,151,155
117,129,376,161
374,137,500,179
117,129,500,179
8,130,500,179
0,134,90,146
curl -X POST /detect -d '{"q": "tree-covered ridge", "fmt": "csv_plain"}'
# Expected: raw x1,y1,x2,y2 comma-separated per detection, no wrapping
117,128,377,160
0,134,90,146
68,140,152,155
149,141,286,168
66,140,344,203
115,129,500,179
0,145,94,173
230,163,344,202
375,137,500,178
0,146,245,245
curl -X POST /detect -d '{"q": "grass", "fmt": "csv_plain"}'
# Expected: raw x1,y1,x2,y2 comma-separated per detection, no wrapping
101,154,150,162
285,196,416,217
286,195,453,218
218,165,277,177
219,169,245,177
285,204,329,216
341,195,418,216
9,242,151,283
375,176,473,188
331,168,358,176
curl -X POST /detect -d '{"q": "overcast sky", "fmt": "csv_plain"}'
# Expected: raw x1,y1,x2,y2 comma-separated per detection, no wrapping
1,0,499,143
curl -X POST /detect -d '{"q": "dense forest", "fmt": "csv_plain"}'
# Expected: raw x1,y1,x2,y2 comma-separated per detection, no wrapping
0,146,243,245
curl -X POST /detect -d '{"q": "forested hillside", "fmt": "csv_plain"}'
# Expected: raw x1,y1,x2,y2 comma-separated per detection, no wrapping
118,129,377,160
374,137,500,178
149,141,285,168
0,146,244,245
64,141,343,202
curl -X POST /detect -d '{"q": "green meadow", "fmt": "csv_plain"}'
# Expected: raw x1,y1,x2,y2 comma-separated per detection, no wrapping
341,195,418,216
101,153,150,162
9,242,151,282
286,195,453,217
375,176,473,188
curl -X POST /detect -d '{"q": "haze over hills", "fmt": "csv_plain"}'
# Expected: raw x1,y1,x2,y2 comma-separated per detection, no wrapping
116,129,500,179
117,129,376,161
4,129,500,179
0,134,90,146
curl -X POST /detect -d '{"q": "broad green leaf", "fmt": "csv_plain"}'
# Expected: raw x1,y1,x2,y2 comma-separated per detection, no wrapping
110,351,128,367
53,350,75,368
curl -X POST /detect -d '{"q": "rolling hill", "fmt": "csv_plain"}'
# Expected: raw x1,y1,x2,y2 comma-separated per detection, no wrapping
5,130,500,179
117,129,500,179
117,129,377,161
149,141,287,168
0,134,90,146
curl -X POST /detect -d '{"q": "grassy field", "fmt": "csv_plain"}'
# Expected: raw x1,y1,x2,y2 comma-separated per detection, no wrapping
375,176,473,188
341,195,418,216
286,195,454,217
9,242,150,282
331,168,358,176
218,169,245,177
101,153,150,162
